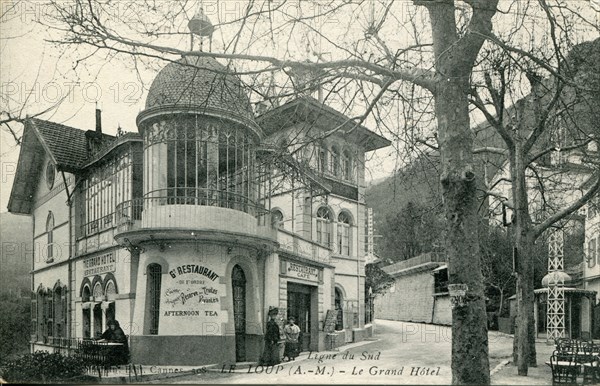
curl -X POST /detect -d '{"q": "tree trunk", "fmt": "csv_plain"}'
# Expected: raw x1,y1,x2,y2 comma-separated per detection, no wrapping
511,140,537,375
515,241,536,374
435,78,490,385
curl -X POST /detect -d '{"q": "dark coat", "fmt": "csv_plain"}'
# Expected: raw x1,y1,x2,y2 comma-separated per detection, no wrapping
265,319,280,344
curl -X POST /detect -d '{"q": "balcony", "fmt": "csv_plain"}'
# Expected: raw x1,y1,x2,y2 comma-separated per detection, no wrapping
113,188,277,248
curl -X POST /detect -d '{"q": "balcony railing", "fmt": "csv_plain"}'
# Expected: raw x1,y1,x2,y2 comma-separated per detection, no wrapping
114,188,275,237
79,213,116,239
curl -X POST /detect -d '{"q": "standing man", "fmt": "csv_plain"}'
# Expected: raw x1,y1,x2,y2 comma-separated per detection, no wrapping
283,316,301,361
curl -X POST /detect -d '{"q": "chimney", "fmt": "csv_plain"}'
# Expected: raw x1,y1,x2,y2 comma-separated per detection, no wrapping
95,106,102,133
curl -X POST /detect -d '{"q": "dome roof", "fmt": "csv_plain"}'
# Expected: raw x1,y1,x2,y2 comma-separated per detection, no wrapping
542,271,573,287
141,56,254,124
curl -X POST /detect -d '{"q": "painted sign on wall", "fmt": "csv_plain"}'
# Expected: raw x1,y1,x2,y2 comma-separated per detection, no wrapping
286,261,320,282
162,264,223,330
83,252,116,276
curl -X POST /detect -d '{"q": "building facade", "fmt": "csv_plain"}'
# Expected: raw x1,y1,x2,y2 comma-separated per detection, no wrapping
7,55,390,365
373,253,452,326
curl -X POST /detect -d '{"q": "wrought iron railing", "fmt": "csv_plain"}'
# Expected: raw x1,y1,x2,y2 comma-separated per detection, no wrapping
115,188,274,233
79,213,116,238
79,188,275,238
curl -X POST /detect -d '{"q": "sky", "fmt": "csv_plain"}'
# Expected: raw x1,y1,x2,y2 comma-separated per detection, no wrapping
0,0,405,213
0,0,598,213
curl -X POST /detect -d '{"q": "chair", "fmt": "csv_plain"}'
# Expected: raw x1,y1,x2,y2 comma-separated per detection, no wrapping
583,355,600,385
549,354,579,385
556,338,575,354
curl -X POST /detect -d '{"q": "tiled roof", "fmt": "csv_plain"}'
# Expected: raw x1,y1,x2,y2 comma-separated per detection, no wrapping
30,118,90,170
257,96,391,152
144,56,254,122
30,118,117,171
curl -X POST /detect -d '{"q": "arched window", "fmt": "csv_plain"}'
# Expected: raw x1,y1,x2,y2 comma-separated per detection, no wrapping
331,146,340,175
46,212,54,262
105,280,117,322
232,265,247,362
337,212,352,256
82,285,91,338
147,264,162,335
342,150,352,180
35,288,45,341
316,207,333,247
105,280,117,301
53,285,62,338
92,282,103,338
335,288,344,331
46,287,53,338
272,209,284,229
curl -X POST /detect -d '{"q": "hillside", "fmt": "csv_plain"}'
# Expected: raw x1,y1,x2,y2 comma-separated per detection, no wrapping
0,212,33,297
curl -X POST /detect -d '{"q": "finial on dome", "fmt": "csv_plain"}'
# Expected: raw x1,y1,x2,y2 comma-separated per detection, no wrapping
188,6,214,37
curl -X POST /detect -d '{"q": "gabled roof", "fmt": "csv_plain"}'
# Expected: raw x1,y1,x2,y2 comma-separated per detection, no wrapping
257,96,391,152
29,118,94,172
7,118,116,214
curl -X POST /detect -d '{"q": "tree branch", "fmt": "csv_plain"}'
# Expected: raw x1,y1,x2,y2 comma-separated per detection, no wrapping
527,138,594,165
533,171,600,239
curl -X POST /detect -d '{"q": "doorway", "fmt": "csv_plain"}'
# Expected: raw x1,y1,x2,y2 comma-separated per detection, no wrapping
232,265,246,362
287,283,314,352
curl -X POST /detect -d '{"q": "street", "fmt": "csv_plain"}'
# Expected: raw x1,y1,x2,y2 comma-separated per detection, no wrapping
148,319,519,384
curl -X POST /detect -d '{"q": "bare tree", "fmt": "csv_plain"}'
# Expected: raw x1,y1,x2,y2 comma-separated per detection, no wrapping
34,0,599,383
470,30,600,374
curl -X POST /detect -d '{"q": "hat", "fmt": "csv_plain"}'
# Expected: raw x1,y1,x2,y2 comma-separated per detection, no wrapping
268,307,279,316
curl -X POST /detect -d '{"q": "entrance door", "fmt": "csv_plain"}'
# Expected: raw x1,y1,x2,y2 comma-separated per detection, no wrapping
287,283,312,352
232,265,246,362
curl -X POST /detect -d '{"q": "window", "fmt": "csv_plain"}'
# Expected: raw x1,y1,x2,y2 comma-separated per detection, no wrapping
318,145,327,174
82,285,91,338
272,209,284,229
434,268,449,294
46,212,54,262
147,264,162,335
53,286,62,338
105,280,117,301
337,212,352,256
162,122,252,208
92,282,103,338
588,238,597,268
342,150,352,180
331,146,340,175
31,291,37,340
316,207,333,247
45,161,55,190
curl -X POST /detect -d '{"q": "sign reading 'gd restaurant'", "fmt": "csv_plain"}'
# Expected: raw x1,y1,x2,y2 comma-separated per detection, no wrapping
163,264,222,319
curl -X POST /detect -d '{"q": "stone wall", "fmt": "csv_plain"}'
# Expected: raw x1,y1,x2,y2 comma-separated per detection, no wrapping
373,271,435,323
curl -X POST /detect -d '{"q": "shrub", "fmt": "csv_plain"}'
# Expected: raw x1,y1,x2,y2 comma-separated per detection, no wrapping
0,351,88,383
0,296,30,361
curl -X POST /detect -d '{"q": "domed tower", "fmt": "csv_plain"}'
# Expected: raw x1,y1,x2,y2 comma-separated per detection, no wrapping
119,13,277,366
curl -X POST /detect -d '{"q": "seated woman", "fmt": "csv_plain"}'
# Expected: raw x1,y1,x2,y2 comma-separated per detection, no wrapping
99,320,129,365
